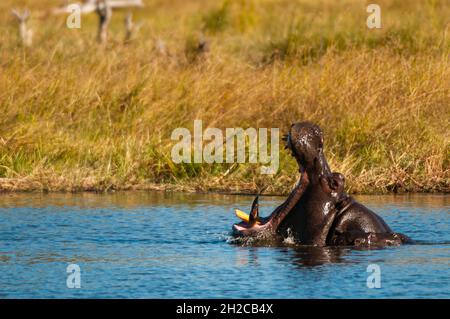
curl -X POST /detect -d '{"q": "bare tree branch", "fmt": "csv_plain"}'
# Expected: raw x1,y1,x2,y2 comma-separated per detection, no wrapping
11,9,33,47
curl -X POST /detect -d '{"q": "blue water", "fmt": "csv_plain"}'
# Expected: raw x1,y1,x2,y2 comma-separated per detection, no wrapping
0,192,448,298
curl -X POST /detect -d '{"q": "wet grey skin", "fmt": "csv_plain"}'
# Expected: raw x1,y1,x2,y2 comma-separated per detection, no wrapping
232,121,412,246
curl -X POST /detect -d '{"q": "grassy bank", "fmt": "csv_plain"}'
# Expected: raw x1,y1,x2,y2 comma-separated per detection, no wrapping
0,0,449,194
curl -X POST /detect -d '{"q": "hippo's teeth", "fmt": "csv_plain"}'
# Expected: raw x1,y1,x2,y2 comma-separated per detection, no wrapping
235,209,261,224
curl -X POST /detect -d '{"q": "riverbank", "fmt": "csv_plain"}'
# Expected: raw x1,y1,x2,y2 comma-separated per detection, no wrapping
0,0,449,194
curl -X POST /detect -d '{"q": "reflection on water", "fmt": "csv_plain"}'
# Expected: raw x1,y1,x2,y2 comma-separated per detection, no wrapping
0,192,448,298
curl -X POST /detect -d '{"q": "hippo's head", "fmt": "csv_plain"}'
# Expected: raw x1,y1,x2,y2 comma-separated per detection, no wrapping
285,122,331,179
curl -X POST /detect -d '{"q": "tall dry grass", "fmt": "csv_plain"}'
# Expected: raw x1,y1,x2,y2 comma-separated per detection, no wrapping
0,0,449,194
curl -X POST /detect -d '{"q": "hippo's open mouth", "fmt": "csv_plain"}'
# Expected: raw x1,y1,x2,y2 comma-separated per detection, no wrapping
232,165,309,238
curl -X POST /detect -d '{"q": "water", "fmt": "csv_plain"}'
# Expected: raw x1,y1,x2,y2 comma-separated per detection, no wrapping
0,192,448,298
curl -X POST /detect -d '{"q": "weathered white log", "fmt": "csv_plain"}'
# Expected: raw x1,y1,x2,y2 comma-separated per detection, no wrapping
11,9,33,47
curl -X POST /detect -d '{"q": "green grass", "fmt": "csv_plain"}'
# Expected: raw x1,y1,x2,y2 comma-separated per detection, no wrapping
0,0,448,194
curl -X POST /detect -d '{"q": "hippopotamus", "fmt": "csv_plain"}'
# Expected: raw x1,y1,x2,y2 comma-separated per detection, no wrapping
232,121,411,246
